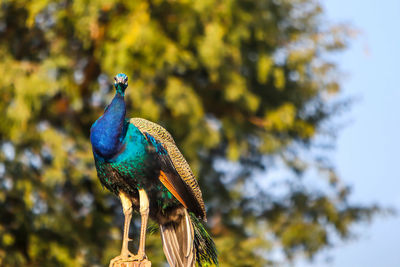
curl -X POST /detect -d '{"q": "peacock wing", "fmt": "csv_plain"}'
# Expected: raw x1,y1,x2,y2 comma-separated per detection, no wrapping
130,118,206,220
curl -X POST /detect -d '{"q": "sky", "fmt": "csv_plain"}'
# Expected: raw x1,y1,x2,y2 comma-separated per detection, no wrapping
297,0,400,266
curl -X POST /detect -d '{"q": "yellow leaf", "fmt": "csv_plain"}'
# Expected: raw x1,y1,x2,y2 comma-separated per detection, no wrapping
257,55,273,84
265,103,296,131
27,0,49,27
273,67,285,90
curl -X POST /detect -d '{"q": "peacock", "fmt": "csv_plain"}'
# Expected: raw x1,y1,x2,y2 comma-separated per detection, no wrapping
90,73,217,267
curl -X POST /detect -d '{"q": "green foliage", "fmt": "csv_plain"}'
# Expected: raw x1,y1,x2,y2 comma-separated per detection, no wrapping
0,0,378,266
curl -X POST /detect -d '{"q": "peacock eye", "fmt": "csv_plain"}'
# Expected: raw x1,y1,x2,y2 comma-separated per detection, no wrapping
114,77,117,81
124,78,128,82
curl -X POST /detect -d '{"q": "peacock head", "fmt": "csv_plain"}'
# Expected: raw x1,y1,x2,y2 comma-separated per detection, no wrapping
114,73,128,94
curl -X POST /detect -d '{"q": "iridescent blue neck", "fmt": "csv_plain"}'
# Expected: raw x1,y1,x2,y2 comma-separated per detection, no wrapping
90,92,126,159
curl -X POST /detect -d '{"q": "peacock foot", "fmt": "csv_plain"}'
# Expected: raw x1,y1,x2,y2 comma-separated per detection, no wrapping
109,253,150,267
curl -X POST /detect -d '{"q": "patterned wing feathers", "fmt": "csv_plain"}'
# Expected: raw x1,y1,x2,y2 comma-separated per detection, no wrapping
130,118,175,144
130,118,206,220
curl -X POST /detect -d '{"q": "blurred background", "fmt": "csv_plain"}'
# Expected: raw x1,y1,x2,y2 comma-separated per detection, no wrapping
0,0,397,266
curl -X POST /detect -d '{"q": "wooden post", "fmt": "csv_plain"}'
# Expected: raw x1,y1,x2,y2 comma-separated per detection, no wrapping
110,259,151,267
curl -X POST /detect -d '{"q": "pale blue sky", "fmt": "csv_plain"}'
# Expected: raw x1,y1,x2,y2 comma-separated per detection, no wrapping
298,0,400,266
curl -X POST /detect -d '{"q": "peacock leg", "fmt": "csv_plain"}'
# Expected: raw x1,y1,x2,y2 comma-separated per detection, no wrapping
109,192,135,267
137,188,149,260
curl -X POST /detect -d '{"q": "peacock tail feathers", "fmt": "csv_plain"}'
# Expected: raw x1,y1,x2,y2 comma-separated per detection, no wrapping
190,212,218,267
157,211,218,266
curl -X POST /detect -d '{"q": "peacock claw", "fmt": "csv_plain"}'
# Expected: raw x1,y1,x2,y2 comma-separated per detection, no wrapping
109,253,148,267
137,253,147,261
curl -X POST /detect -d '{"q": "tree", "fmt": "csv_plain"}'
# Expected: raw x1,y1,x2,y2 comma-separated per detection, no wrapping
0,0,378,266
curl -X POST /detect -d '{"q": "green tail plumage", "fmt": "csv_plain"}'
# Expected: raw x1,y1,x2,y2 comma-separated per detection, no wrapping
190,213,218,267
149,214,218,266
